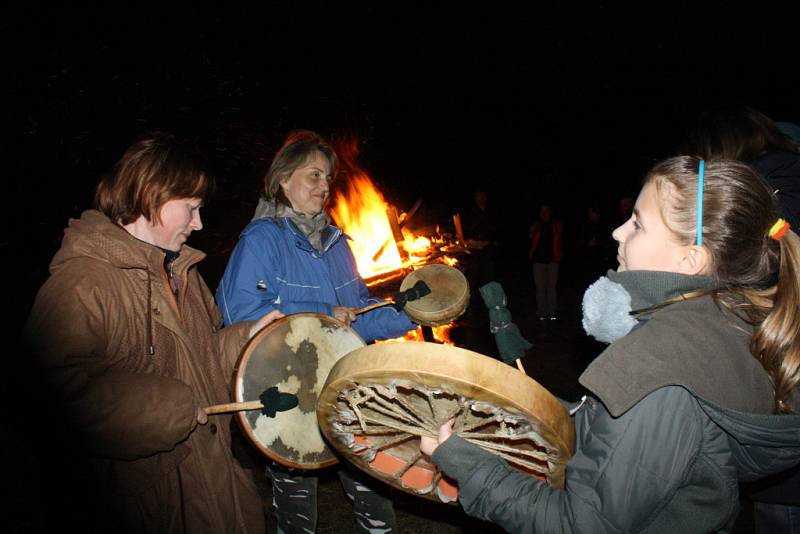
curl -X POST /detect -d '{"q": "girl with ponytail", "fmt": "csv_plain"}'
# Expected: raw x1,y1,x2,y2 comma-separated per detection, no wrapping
420,156,800,533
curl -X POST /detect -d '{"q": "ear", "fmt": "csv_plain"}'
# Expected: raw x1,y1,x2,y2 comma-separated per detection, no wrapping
677,245,710,275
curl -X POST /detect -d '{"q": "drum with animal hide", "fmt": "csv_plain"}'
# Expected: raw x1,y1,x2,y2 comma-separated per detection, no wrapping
316,341,575,502
232,313,365,469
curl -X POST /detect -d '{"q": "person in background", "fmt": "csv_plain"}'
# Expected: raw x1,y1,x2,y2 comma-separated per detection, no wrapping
421,156,800,532
24,132,288,533
577,205,613,292
681,102,800,229
529,204,563,320
215,130,416,534
463,189,500,310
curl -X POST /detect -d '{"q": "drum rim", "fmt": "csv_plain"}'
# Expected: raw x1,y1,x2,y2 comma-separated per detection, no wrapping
317,340,575,497
232,312,366,469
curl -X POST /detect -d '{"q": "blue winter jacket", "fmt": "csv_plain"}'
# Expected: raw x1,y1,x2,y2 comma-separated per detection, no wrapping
215,216,415,342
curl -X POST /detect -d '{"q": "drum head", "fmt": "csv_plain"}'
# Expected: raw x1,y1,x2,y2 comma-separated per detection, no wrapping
317,341,575,502
233,313,365,469
400,264,469,326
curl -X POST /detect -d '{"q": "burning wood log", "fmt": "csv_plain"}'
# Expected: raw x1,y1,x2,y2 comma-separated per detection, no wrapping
387,207,406,256
399,199,423,227
371,199,423,262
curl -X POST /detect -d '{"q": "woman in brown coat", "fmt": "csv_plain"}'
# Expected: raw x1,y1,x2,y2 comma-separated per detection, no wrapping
24,132,286,533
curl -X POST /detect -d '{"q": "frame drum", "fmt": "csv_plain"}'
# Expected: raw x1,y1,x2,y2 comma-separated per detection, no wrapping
317,341,575,502
233,313,365,469
400,264,469,326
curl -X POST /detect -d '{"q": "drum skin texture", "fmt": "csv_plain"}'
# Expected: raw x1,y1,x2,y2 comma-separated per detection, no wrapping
400,264,469,326
233,313,365,469
317,341,576,502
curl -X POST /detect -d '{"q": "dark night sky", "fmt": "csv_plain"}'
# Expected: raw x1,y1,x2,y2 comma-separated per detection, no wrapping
8,3,799,324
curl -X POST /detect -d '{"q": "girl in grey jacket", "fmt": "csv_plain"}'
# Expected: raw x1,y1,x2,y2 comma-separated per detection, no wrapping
421,157,800,533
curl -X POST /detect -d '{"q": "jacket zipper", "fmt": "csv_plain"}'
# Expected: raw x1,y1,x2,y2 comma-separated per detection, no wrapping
161,263,181,319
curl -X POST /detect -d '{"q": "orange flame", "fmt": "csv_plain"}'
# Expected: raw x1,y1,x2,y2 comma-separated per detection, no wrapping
328,141,459,344
376,324,454,345
329,172,402,278
329,171,456,279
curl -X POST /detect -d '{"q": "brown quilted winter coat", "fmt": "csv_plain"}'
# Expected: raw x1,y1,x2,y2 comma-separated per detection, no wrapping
24,210,265,533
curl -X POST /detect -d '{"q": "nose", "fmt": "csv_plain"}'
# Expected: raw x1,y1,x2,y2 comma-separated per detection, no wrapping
612,221,626,243
191,210,203,231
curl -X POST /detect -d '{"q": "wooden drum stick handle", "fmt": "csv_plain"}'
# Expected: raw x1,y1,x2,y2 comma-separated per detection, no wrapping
354,301,393,315
204,401,263,415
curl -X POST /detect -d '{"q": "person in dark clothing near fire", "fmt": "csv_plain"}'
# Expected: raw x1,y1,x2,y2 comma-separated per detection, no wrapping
463,189,500,306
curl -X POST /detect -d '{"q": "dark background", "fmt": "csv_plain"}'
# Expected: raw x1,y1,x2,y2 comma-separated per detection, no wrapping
9,5,799,312
5,4,798,531
6,3,798,394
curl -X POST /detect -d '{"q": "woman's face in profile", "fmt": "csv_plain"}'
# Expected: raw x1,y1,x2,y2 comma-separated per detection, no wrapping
280,150,332,216
125,197,204,252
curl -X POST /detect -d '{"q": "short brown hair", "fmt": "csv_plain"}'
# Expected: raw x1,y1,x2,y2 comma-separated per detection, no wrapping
94,132,214,225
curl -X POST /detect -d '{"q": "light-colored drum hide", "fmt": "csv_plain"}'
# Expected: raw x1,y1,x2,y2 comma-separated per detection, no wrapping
317,341,575,503
233,313,365,469
400,263,469,326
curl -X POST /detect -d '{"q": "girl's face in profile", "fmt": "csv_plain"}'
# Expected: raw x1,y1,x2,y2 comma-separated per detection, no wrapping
612,181,689,272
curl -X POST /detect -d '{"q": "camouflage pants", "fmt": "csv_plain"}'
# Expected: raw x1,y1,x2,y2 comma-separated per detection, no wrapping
267,462,396,534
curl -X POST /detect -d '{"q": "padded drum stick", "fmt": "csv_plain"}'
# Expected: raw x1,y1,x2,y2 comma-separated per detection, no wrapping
354,280,431,315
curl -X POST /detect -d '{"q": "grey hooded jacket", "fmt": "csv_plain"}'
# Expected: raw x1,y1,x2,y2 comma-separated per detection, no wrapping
432,295,800,533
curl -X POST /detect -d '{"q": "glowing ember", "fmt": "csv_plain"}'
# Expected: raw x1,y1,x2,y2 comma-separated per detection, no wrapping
376,324,454,346
431,324,454,344
401,232,431,255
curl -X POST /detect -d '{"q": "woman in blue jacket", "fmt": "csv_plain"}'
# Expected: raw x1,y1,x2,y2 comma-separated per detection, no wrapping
216,130,415,534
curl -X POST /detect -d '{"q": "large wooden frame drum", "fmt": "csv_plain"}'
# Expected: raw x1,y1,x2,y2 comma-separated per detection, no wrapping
317,342,575,503
232,313,365,469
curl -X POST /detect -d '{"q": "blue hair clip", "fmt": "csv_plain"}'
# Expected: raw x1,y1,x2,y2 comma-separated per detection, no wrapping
696,159,705,246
